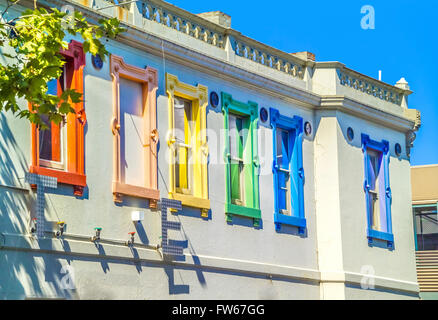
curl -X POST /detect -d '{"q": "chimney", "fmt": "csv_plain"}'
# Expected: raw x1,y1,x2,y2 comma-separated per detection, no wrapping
291,51,316,62
197,11,231,28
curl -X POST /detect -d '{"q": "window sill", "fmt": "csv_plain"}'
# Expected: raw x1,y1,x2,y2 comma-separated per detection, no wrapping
274,213,306,234
367,229,394,249
169,192,210,217
29,166,86,196
113,181,160,208
225,203,261,227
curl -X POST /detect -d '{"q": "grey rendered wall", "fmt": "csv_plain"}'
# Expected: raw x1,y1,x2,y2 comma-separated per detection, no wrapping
0,29,320,298
336,112,419,299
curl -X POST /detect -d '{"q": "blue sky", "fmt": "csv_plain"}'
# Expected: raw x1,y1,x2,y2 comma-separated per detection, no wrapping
169,0,437,166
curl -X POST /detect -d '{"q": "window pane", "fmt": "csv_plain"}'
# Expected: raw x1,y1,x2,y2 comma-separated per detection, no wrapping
120,77,144,187
415,205,438,251
175,146,190,190
230,160,242,203
368,150,382,230
39,115,53,161
47,78,58,96
278,171,291,214
229,115,238,159
276,129,289,169
174,97,186,144
39,115,62,163
40,66,66,165
276,128,291,214
174,97,193,192
229,114,247,205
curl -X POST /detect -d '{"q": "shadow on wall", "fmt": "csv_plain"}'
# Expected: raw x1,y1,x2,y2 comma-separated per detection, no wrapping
0,111,204,298
0,113,75,299
0,113,298,299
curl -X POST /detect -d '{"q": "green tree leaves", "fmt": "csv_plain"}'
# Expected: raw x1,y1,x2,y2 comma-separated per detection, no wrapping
0,3,125,128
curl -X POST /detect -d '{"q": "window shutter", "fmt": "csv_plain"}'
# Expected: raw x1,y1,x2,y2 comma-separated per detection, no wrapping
67,63,86,176
377,154,387,232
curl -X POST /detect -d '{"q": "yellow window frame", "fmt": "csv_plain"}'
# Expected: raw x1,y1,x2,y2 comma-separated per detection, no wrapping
166,73,210,217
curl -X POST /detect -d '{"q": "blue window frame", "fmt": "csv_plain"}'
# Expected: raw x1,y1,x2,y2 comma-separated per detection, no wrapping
270,108,305,234
361,134,394,249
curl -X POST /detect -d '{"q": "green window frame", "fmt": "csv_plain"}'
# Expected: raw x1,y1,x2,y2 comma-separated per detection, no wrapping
222,92,261,227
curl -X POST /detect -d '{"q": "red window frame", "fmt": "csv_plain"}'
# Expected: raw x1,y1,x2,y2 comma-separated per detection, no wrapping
30,40,87,196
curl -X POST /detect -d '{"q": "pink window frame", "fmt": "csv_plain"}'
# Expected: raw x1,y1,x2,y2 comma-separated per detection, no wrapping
110,54,159,207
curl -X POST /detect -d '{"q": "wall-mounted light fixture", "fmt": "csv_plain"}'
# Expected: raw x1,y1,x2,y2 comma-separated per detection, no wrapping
91,227,102,242
126,232,136,246
55,221,65,238
30,217,37,234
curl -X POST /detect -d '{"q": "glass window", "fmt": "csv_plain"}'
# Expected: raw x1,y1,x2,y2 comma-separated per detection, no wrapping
367,149,383,231
361,134,393,248
174,97,194,194
30,40,88,197
120,77,145,187
269,108,305,232
415,205,438,251
39,65,67,170
276,128,291,215
165,73,210,216
229,114,248,206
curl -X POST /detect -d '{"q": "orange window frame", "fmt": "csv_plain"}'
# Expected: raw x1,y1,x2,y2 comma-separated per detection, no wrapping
30,40,87,196
110,54,159,208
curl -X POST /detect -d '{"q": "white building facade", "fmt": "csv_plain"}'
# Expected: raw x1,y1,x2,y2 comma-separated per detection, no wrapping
0,0,421,299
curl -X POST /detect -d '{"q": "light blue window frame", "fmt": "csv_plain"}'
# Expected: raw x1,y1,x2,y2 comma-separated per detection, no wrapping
361,134,394,249
270,108,305,234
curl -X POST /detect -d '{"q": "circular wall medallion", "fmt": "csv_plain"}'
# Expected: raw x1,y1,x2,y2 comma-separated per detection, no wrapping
347,127,354,141
210,91,219,108
259,107,268,123
92,54,103,70
304,122,312,136
395,143,402,157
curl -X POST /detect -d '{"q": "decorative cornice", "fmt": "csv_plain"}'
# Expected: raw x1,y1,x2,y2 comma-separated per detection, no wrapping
320,96,416,132
110,54,158,86
22,0,419,133
165,73,208,107
269,107,303,133
61,39,86,70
